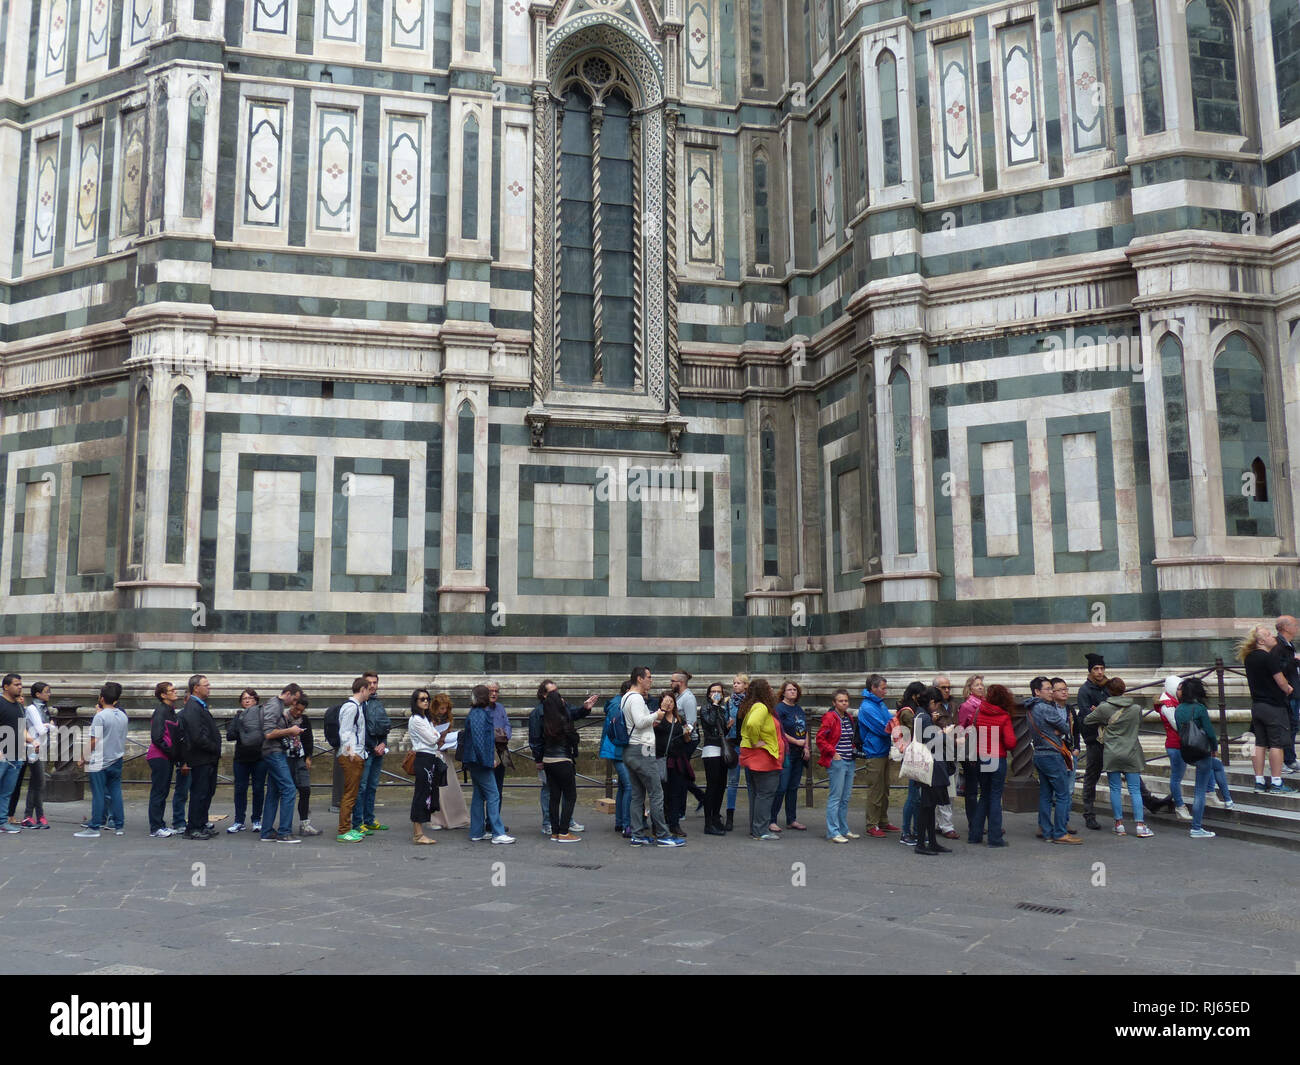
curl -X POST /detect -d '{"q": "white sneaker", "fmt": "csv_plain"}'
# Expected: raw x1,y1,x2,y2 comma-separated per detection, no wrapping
151,828,173,838
299,821,321,837
251,820,262,831
491,834,515,844
1189,828,1216,839
1284,764,1300,777
74,828,101,838
1205,794,1224,809
569,821,586,832
226,822,244,834
1174,805,1192,821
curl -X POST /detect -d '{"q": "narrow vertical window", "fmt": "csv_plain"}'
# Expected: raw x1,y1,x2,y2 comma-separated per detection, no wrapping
1274,0,1300,126
1160,335,1194,537
1214,334,1274,536
131,389,150,567
1187,0,1242,135
891,368,916,554
761,427,779,577
753,150,770,267
149,89,168,223
558,85,595,384
1135,0,1166,134
461,113,479,241
465,0,481,51
166,387,191,564
747,0,765,89
599,92,635,389
878,51,901,186
183,87,207,219
455,402,475,570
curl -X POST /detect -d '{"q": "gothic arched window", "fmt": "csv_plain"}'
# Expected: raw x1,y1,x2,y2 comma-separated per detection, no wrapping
1187,0,1242,134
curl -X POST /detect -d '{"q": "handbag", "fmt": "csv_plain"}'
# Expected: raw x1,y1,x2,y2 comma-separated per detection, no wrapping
401,749,416,776
720,730,739,769
1027,708,1075,771
899,738,934,785
1178,714,1214,764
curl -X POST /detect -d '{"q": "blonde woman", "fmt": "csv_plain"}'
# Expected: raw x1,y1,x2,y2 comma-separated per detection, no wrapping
957,674,984,805
429,692,472,829
1236,624,1298,795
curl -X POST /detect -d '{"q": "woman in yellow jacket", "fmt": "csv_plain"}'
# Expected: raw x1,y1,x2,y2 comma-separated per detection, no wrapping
739,678,786,840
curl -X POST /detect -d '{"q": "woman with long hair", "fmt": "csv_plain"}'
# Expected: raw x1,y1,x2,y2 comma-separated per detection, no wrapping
969,683,1017,847
739,679,785,840
912,686,952,856
896,681,926,847
227,688,266,834
541,689,581,842
697,682,730,836
957,674,984,810
770,681,809,833
654,692,695,836
1175,676,1235,837
428,692,471,830
407,689,440,845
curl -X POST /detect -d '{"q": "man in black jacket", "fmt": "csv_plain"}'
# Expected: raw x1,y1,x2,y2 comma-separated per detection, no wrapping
179,674,221,839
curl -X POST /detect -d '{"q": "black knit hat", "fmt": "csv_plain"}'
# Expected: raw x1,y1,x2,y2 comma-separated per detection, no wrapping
1085,653,1105,669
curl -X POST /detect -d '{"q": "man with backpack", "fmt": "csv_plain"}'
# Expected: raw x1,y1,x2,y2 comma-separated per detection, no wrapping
259,684,308,843
353,671,391,835
179,674,222,840
335,676,372,843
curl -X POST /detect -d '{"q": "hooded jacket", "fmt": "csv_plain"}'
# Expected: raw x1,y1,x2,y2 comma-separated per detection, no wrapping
856,689,893,758
1076,678,1109,742
974,699,1017,760
1155,676,1182,749
1083,696,1146,774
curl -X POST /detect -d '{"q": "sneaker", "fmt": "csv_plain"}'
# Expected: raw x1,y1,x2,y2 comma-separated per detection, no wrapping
227,822,244,833
490,834,515,844
1254,780,1271,793
1223,799,1235,810
19,817,35,828
1052,834,1084,845
1135,824,1154,838
552,833,582,843
275,834,301,844
150,828,173,838
1174,805,1192,821
0,824,22,834
751,833,779,841
183,829,213,840
468,834,490,842
1267,782,1298,796
845,831,861,839
867,827,887,838
251,820,261,831
569,821,585,832
829,835,849,843
1189,828,1216,838
629,835,652,846
656,836,686,846
335,830,365,843
73,828,100,838
622,827,633,839
1284,763,1300,776
37,817,49,829
881,823,900,833
363,821,388,832
114,829,125,836
899,833,917,846
299,821,321,836
1113,822,1127,836
541,825,552,836
1205,794,1224,809
260,834,279,842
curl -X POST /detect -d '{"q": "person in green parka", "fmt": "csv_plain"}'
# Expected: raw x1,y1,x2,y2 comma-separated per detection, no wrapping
1083,677,1153,838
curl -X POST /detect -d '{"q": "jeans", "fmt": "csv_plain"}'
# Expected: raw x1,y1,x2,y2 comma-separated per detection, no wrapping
8,759,45,820
187,763,216,833
0,760,21,827
171,766,192,830
902,779,919,837
1191,757,1230,830
1108,771,1145,822
624,744,670,839
260,752,298,838
825,758,853,838
89,758,125,830
969,756,1007,844
772,751,805,825
1167,747,1187,808
538,768,552,829
543,760,577,835
232,758,267,826
148,757,176,831
726,760,741,812
468,764,506,838
289,758,311,820
1034,749,1072,840
745,768,780,837
961,759,982,828
355,752,384,828
610,758,631,829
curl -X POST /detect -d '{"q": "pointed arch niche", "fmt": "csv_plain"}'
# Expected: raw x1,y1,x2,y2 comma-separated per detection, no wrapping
530,16,683,442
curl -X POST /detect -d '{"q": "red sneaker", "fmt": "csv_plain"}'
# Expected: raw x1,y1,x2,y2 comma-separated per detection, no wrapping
881,823,900,833
867,826,887,838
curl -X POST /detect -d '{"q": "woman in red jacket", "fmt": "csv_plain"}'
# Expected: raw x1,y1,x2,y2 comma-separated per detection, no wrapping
969,683,1018,847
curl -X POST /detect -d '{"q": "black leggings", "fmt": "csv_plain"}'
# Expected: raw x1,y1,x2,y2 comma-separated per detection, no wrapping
544,761,576,835
919,805,938,849
702,757,726,823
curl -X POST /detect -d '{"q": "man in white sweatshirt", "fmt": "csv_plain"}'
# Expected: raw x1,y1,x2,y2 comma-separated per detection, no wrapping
621,666,684,847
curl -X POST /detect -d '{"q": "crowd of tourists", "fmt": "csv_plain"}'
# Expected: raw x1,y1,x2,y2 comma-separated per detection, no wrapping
0,615,1296,848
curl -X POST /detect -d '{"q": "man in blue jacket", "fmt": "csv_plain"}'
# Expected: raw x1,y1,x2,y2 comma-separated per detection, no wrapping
858,674,897,837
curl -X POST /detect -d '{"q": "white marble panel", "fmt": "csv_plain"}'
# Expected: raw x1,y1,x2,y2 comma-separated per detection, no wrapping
532,482,594,581
346,473,393,575
20,481,52,578
642,505,700,582
77,474,110,573
1062,432,1102,551
982,440,1019,556
249,470,300,573
837,469,863,573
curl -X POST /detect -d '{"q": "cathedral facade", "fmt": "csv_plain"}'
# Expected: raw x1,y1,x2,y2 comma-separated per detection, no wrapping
1,0,1299,685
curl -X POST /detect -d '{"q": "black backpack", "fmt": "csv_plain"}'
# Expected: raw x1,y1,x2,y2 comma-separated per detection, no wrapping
1178,714,1214,764
158,716,184,762
363,700,392,750
323,703,344,749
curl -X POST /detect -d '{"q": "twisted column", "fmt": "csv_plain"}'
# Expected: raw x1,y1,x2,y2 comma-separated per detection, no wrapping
631,117,643,390
590,104,604,384
531,88,552,405
664,106,680,414
553,105,564,385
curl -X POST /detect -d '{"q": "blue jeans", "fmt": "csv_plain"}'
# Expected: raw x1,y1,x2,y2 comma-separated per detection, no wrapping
610,759,631,829
88,758,125,830
171,766,192,830
0,760,20,827
1108,771,1145,822
260,752,298,838
970,756,1007,843
726,760,741,811
538,768,551,828
772,751,805,825
468,764,506,838
902,779,919,837
355,752,384,828
1191,757,1230,830
232,758,266,826
825,758,853,838
1034,750,1072,839
1167,748,1186,807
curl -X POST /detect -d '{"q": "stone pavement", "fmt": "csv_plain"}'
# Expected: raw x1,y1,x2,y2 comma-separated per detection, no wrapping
1,789,1297,975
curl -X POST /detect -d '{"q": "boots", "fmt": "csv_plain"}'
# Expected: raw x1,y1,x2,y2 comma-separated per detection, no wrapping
724,810,734,832
705,816,726,836
413,822,436,845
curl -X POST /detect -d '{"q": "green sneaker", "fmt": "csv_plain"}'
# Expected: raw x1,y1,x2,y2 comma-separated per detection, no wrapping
336,829,365,843
364,821,388,832
357,824,372,835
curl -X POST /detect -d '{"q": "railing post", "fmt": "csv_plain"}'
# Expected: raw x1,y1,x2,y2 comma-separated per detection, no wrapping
1215,657,1230,767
